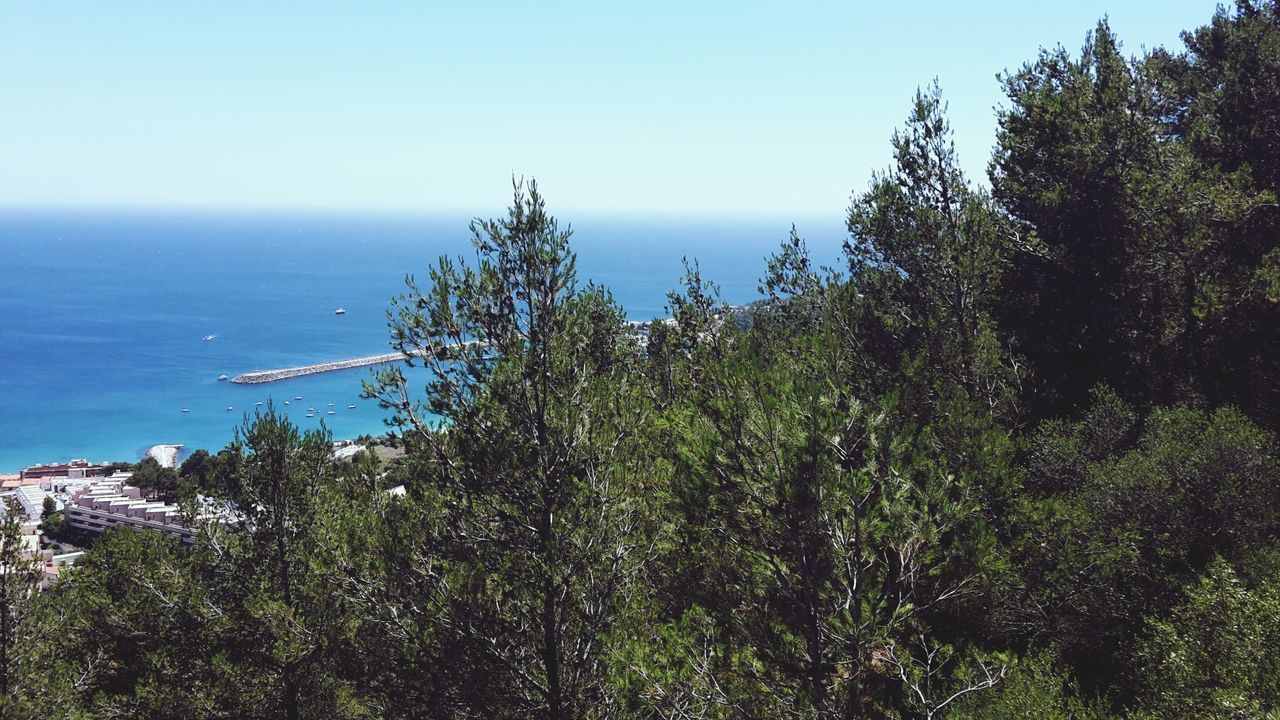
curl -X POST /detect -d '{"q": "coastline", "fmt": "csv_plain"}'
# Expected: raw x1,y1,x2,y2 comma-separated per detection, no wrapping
0,213,839,477
0,406,397,474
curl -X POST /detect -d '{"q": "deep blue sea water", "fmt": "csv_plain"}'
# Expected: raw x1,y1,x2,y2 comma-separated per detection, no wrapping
0,209,846,472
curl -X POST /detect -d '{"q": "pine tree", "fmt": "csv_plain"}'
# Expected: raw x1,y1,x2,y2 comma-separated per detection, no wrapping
206,407,345,719
0,501,40,710
364,180,654,717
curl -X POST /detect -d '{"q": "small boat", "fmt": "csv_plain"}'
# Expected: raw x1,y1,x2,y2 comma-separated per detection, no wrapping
307,407,315,412
255,401,264,406
217,374,229,382
181,408,190,413
327,402,335,406
347,404,356,410
202,334,216,342
226,406,234,412
326,410,336,415
305,413,315,418
334,308,346,315
284,400,290,405
295,396,302,401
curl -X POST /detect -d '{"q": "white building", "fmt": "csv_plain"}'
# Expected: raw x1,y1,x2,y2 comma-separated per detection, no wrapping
39,550,83,590
64,477,196,544
15,485,58,520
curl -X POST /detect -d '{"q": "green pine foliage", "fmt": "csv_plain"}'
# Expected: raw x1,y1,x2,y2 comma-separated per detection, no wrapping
1131,559,1280,719
0,503,40,716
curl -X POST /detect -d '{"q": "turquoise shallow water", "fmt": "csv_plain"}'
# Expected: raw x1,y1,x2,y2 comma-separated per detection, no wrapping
0,209,845,471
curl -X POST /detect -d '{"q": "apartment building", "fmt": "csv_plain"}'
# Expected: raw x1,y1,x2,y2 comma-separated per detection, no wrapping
64,477,196,543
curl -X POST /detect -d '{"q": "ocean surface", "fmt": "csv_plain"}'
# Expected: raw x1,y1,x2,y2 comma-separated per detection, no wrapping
0,209,846,472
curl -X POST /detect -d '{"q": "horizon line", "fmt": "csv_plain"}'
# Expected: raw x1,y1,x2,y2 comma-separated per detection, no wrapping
0,201,847,224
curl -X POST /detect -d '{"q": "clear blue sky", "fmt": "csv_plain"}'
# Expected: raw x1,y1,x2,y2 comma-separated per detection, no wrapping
1,1,1222,217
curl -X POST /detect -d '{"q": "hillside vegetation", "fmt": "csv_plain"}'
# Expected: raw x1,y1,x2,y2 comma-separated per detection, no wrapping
4,3,1280,718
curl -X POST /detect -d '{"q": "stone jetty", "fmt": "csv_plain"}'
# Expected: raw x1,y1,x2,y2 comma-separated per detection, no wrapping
230,352,409,384
230,341,481,385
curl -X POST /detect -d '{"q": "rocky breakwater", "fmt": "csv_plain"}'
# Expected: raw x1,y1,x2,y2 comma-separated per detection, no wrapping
230,342,481,385
230,351,408,385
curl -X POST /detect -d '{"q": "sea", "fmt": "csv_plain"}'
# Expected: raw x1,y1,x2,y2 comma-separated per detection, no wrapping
0,208,847,472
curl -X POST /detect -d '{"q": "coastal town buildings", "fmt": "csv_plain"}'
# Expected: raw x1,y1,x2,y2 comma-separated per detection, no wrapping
1,470,64,521
19,459,106,482
2,462,198,591
64,476,196,543
17,519,40,561
7,519,84,591
38,549,84,590
1,462,115,521
7,520,71,591
15,484,59,520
